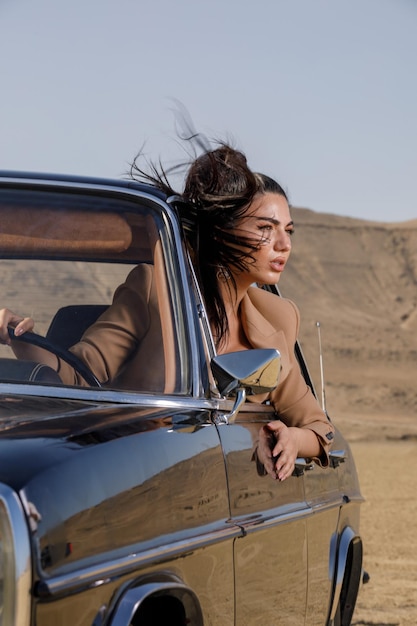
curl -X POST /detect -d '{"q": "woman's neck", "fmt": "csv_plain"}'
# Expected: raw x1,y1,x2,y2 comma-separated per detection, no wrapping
217,279,251,354
218,275,248,315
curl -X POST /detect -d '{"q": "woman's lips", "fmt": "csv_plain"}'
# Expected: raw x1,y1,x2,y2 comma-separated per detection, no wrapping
270,258,286,272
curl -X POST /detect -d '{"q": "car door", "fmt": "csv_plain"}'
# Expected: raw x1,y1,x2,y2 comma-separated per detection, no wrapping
256,284,342,624
189,261,311,624
214,403,310,625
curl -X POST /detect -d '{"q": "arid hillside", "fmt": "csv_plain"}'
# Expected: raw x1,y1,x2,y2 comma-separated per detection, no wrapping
279,207,417,422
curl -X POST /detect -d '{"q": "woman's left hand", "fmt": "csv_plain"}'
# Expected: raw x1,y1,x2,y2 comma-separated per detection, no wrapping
265,420,300,481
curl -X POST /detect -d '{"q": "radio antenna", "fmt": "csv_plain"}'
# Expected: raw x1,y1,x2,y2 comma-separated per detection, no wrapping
316,321,326,413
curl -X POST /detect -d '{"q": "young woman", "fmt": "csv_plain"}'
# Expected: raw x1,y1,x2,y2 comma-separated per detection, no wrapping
161,145,335,479
0,143,334,480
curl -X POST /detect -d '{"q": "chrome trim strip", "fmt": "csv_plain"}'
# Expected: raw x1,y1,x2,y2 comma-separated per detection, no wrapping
306,496,364,518
0,483,32,626
37,521,242,598
236,505,313,534
0,383,220,410
306,497,350,514
236,493,363,536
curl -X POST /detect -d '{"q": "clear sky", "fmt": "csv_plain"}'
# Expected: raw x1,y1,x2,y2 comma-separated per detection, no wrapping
1,0,416,222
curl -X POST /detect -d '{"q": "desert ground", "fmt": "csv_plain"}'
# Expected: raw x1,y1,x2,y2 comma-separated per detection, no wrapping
279,208,417,625
333,413,417,626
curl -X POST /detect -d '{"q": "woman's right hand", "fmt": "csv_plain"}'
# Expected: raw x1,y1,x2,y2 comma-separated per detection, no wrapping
0,309,35,345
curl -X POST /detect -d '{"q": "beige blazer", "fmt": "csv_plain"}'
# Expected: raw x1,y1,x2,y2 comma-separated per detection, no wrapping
241,286,335,464
57,264,165,392
57,266,334,461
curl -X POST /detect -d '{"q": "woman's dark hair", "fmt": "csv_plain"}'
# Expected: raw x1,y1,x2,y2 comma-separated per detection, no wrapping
130,141,288,347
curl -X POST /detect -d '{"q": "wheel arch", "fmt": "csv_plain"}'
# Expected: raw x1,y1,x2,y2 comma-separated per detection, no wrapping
327,526,363,626
108,575,204,626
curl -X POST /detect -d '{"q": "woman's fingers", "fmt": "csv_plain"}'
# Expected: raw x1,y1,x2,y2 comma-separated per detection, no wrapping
13,317,35,335
274,453,295,481
266,421,298,481
0,309,16,344
0,309,34,344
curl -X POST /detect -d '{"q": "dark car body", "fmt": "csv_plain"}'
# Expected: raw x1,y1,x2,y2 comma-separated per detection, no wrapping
0,172,363,626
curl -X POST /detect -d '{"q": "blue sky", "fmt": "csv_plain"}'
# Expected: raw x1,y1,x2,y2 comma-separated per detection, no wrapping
1,0,416,222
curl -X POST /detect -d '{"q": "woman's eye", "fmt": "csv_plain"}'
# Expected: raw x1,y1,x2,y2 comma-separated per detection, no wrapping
286,229,295,237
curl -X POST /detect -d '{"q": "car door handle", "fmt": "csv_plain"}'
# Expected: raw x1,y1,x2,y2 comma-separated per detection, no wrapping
292,458,315,477
329,449,347,468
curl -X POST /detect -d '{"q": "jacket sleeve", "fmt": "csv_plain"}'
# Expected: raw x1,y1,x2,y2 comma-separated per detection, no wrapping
268,298,335,466
56,264,153,386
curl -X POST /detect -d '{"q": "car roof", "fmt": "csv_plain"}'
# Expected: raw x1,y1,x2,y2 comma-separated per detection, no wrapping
0,169,169,202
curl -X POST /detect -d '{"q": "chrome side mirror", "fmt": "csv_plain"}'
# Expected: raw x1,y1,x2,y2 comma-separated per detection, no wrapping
211,349,281,424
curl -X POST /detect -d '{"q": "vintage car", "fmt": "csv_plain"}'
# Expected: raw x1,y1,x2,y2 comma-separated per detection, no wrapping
0,171,363,626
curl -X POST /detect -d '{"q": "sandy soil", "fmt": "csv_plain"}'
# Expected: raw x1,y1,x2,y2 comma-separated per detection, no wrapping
332,413,417,626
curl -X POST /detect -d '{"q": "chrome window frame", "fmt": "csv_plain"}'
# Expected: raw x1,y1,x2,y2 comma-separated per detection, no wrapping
0,175,208,400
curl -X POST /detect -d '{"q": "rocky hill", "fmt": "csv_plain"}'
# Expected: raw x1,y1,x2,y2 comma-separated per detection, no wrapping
278,207,417,421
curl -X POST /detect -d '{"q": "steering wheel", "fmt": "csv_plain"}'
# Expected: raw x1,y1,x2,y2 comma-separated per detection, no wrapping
8,327,101,387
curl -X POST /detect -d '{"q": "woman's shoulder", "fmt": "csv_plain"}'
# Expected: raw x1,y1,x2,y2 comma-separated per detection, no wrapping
122,263,154,290
125,263,153,281
247,285,300,318
246,285,301,340
112,263,154,303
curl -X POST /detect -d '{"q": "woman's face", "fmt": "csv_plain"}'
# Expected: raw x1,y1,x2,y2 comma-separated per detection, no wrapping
231,192,293,289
